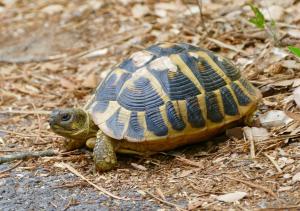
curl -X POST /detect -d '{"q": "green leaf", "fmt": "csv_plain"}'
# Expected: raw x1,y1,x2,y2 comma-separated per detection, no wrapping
248,4,265,29
288,46,300,58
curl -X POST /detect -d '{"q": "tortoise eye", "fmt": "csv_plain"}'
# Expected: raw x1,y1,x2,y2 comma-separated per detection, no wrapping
61,113,71,122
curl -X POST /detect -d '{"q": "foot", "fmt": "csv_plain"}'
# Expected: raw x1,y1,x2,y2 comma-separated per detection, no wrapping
93,130,117,171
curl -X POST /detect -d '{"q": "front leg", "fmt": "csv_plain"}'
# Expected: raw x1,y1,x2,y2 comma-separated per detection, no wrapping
93,130,117,171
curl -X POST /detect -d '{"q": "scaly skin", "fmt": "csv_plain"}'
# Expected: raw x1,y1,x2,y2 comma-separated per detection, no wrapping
93,130,117,171
49,108,98,151
49,108,119,171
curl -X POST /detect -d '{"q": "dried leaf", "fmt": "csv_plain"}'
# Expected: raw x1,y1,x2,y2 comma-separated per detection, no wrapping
271,79,294,87
288,30,300,39
293,86,300,108
261,5,284,21
41,4,64,15
285,111,300,122
136,190,146,196
60,78,76,90
277,157,294,168
259,110,293,128
281,60,300,70
278,186,293,192
82,72,99,88
41,63,61,71
88,0,103,11
0,89,20,105
25,84,40,94
292,172,300,182
156,188,166,201
216,191,247,202
131,163,147,171
84,48,108,59
272,48,289,60
0,137,5,145
131,4,150,18
155,2,179,11
243,127,270,142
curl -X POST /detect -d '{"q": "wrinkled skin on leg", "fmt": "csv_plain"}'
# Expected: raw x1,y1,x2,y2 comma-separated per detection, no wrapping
93,130,117,171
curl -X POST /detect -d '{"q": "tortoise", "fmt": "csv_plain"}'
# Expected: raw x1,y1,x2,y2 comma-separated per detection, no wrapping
49,42,261,171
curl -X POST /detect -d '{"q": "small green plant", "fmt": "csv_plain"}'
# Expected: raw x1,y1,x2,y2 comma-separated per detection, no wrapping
248,4,265,29
288,46,300,58
248,5,300,59
248,4,278,44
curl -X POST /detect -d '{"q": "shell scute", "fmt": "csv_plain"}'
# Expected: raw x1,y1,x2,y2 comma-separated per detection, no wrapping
89,43,261,143
220,86,239,116
205,91,224,123
125,111,145,141
186,96,206,128
166,101,186,131
117,76,164,111
145,108,169,137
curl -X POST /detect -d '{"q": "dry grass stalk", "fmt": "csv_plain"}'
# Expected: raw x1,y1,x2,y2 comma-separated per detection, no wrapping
263,153,283,174
197,0,206,32
175,156,203,168
58,162,128,200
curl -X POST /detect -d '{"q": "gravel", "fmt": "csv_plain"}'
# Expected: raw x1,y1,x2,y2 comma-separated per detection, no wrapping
0,164,163,211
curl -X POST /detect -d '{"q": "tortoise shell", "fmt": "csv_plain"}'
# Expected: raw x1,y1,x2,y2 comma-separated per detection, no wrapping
89,43,261,144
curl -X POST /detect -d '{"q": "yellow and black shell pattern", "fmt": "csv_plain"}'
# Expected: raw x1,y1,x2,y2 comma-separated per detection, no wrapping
89,43,261,142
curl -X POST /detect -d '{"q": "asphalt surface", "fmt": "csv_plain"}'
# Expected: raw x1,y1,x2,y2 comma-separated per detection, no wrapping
0,163,166,211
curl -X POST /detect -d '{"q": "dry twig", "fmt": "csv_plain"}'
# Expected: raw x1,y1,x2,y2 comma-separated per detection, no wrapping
225,176,277,198
175,156,203,168
0,110,51,115
197,0,207,32
207,38,249,56
0,174,10,179
0,129,60,138
0,160,23,174
0,150,58,164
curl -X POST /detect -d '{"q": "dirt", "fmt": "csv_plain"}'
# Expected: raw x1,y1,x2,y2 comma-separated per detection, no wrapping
0,163,164,210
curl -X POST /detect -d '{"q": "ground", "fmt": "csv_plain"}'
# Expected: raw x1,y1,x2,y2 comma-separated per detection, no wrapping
0,0,300,210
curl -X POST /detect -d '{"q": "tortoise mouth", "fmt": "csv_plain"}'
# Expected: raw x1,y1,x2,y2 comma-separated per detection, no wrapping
50,124,77,136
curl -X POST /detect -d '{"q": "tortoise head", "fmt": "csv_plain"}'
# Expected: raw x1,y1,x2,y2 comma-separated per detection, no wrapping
49,108,98,143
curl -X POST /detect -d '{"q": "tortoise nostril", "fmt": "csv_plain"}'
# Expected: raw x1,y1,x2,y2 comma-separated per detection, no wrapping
49,109,61,126
48,117,54,126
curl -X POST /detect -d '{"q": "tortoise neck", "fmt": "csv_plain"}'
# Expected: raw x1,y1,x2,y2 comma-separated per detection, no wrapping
84,112,99,139
70,111,98,140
